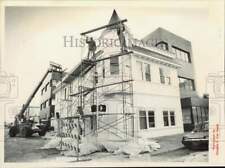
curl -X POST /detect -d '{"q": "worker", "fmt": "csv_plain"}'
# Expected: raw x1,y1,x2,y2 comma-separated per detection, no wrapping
86,37,97,60
117,23,127,52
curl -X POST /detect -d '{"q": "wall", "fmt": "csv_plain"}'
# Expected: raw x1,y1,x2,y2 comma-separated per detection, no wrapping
132,54,184,138
40,70,62,120
143,27,197,98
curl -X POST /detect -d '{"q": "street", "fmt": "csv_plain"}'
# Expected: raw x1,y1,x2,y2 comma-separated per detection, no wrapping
4,128,60,162
4,128,208,163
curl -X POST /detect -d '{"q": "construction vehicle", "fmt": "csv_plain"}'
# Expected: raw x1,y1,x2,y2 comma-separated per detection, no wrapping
8,63,62,137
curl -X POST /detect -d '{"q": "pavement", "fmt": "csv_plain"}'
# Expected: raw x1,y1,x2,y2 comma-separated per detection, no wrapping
5,128,208,163
4,128,60,162
150,133,185,155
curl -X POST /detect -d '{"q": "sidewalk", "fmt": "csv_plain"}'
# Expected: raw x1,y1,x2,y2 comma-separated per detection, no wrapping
150,133,185,155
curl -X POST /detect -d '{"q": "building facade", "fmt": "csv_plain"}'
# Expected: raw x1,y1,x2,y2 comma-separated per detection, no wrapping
50,11,184,139
39,63,62,126
143,27,208,131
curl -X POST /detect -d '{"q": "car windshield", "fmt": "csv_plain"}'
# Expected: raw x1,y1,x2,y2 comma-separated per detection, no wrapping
193,122,208,132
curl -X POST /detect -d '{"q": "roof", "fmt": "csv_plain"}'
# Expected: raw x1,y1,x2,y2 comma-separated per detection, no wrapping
63,59,95,83
107,9,121,29
143,27,191,44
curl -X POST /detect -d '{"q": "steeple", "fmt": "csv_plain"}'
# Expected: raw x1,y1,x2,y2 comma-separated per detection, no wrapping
108,9,121,24
106,10,122,30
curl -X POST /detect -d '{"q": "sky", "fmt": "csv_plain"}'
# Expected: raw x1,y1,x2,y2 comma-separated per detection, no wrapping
2,1,224,121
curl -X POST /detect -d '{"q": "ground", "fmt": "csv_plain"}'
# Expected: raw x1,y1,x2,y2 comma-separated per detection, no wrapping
4,128,208,163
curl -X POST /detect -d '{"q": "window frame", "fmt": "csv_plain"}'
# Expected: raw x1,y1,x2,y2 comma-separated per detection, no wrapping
136,61,144,80
163,111,169,127
139,110,147,130
178,76,195,91
64,88,67,100
172,46,191,63
155,41,169,51
139,109,156,130
110,56,119,75
148,110,155,128
144,63,151,82
163,110,176,127
170,111,176,126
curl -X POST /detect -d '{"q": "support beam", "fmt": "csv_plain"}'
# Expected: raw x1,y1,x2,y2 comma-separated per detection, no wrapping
80,19,127,35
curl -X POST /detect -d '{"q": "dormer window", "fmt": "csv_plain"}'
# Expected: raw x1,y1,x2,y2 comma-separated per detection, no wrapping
155,41,168,51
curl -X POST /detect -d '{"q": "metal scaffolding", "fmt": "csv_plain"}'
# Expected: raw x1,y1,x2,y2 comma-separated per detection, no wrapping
57,18,136,160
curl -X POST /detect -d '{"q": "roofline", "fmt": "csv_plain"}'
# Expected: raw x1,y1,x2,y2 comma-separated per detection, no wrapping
132,43,175,59
133,50,181,68
143,27,191,44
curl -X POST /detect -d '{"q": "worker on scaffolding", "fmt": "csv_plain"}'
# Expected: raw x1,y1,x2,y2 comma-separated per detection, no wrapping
86,36,97,60
116,23,127,52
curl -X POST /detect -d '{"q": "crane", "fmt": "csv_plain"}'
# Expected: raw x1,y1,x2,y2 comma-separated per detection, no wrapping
9,63,62,137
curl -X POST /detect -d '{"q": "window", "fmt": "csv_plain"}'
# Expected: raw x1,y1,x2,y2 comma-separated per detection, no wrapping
148,111,155,127
170,111,175,126
136,61,143,80
197,107,203,123
43,102,46,109
163,111,169,126
156,41,168,51
192,106,208,124
179,77,195,91
139,111,147,129
201,107,206,122
110,57,119,75
163,110,176,126
182,108,192,124
192,107,198,123
145,63,151,81
90,116,94,130
204,107,208,121
172,46,191,63
64,88,67,100
159,68,165,84
102,61,105,78
159,68,171,85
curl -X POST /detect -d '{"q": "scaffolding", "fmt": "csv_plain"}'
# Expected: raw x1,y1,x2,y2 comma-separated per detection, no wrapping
57,18,136,160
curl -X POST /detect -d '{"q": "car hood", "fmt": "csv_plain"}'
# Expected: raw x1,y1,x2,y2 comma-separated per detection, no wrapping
184,132,208,139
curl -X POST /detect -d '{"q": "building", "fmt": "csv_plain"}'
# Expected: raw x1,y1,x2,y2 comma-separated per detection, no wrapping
51,10,184,140
143,27,209,131
39,62,62,126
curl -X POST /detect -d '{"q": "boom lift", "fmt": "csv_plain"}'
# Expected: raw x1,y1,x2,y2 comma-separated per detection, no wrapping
9,63,62,137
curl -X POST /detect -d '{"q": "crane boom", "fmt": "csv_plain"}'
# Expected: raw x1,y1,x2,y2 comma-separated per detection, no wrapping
18,69,51,117
18,62,62,118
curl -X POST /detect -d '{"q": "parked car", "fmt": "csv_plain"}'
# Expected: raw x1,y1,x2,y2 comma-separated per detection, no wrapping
182,121,208,150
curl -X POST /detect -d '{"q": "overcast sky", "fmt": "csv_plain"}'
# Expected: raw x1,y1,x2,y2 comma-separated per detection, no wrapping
3,1,224,121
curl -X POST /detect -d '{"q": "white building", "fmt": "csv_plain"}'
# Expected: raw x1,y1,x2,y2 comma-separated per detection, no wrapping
51,10,184,140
